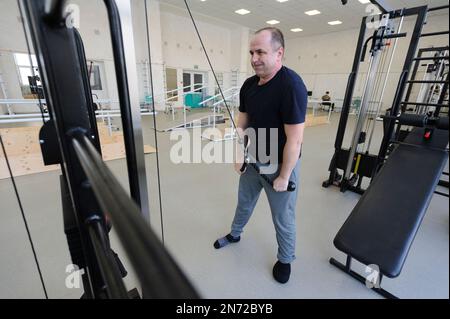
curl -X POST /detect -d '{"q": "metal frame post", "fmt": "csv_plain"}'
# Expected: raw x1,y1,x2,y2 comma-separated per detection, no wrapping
104,0,150,221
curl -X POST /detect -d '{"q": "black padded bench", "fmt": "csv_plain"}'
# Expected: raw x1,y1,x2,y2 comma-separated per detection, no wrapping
330,128,448,298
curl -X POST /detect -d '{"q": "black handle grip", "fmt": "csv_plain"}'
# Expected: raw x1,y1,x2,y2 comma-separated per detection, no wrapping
248,163,296,192
287,181,296,192
268,178,296,192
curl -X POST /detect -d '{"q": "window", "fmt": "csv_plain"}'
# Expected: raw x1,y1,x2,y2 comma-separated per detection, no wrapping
183,71,207,94
166,68,178,100
14,53,41,98
183,73,191,93
87,62,103,90
193,74,203,93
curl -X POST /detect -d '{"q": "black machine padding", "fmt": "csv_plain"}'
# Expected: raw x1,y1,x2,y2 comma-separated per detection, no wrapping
333,129,448,278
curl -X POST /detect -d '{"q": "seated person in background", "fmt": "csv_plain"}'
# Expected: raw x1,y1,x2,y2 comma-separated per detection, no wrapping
321,91,334,111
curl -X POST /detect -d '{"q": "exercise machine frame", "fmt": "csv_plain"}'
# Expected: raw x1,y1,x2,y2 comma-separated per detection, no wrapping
323,5,429,194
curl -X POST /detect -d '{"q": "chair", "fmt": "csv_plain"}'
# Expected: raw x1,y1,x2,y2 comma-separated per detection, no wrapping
321,99,335,112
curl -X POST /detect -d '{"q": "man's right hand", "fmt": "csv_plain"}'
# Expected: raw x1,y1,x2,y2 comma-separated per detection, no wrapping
234,161,247,175
234,114,249,175
234,135,248,175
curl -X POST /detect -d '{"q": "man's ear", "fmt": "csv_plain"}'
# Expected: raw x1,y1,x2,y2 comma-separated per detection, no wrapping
278,47,285,60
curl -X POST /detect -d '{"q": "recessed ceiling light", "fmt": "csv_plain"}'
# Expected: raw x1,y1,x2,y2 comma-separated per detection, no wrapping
328,20,343,25
235,9,250,15
358,0,371,3
291,28,303,32
266,20,280,25
277,0,289,3
305,10,321,16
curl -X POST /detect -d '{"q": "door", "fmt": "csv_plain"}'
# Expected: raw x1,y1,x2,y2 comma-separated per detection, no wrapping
183,71,206,94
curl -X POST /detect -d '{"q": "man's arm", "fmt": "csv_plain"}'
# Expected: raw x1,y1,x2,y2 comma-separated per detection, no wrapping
236,111,248,139
235,112,249,174
273,123,304,191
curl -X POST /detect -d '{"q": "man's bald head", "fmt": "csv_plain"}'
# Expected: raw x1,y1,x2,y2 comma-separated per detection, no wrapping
254,27,285,51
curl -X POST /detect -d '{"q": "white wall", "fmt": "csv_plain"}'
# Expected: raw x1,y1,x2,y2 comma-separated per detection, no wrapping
160,8,231,73
284,13,449,111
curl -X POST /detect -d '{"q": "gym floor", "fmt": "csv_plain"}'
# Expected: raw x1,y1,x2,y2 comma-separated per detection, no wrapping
0,111,448,299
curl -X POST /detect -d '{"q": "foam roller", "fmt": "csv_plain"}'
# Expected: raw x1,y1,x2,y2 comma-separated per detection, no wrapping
436,117,449,130
398,114,427,127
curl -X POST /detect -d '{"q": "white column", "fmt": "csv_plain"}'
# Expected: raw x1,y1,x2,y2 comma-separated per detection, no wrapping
230,26,250,87
145,0,165,111
176,67,184,108
239,27,250,83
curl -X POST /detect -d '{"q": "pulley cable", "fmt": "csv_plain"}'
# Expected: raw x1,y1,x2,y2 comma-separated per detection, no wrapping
0,134,48,299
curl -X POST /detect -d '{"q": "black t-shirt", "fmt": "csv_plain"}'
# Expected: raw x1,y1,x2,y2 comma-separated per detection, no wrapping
239,66,307,163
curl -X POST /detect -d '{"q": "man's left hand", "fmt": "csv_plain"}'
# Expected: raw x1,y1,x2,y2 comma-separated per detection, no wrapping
273,176,289,192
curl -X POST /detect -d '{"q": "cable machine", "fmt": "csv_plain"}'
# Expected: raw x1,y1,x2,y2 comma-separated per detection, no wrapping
323,4,433,194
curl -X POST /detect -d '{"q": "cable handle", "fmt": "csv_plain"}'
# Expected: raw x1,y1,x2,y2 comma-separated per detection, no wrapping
247,161,296,192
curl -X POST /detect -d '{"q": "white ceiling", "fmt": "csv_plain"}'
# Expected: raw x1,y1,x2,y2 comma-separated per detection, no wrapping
159,0,449,38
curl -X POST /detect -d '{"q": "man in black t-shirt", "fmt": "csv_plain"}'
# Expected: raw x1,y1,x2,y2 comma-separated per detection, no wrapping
214,27,307,284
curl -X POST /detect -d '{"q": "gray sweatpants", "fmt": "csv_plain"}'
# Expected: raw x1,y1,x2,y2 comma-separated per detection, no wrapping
230,161,300,264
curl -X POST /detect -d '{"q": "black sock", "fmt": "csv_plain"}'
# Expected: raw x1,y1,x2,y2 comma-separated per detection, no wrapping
213,234,240,249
